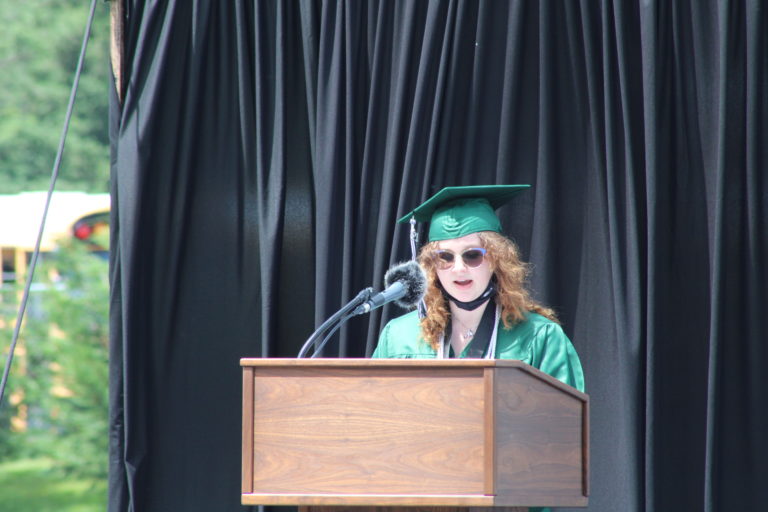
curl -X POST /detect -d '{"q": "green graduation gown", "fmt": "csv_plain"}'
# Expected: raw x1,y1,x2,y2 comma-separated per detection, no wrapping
372,310,585,392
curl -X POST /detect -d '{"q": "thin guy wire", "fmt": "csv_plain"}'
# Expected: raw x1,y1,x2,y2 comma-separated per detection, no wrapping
0,0,100,408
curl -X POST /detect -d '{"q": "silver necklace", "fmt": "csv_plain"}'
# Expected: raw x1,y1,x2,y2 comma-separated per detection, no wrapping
438,305,500,359
453,316,477,343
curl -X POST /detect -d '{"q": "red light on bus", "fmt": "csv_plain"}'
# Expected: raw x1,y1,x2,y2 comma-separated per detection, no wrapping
74,223,93,240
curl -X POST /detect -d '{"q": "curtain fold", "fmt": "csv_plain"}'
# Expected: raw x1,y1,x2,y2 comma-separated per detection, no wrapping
109,1,767,511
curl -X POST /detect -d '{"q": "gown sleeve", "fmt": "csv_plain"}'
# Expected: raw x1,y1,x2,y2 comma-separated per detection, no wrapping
527,322,585,392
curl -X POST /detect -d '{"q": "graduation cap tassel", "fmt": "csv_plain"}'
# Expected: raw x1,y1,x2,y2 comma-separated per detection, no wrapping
408,217,419,262
409,217,428,319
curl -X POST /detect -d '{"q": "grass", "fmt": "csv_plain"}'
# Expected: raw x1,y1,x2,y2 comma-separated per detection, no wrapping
0,458,106,512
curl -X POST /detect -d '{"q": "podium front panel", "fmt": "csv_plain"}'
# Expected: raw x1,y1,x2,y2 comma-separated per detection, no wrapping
249,366,486,495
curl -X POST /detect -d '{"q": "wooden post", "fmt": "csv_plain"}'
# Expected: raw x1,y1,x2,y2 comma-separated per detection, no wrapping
109,0,125,103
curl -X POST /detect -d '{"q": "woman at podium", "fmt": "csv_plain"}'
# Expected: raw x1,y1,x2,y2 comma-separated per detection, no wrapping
372,185,584,393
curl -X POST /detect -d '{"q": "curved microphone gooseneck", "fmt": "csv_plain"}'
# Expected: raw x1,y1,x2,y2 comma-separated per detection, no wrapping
297,261,427,358
296,287,373,358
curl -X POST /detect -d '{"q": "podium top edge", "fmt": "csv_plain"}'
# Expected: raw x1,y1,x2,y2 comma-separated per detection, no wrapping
239,358,588,400
239,358,521,368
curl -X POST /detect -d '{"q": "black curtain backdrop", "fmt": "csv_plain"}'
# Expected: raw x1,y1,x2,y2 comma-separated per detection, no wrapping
109,1,767,511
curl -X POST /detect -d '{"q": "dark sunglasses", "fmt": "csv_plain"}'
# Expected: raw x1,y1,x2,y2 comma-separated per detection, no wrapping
433,247,487,270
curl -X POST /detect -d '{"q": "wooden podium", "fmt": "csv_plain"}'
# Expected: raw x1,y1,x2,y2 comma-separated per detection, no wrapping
241,359,588,509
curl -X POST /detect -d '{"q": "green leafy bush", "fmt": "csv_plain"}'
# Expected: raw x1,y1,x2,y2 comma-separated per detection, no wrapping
1,239,109,481
0,0,110,193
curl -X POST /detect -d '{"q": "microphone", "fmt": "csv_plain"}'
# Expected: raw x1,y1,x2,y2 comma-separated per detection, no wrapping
297,261,426,357
353,260,426,315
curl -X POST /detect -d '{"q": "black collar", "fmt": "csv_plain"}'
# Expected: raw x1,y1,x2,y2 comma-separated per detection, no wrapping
443,281,496,311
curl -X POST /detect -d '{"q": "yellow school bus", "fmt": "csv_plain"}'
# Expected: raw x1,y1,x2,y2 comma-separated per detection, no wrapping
0,191,110,287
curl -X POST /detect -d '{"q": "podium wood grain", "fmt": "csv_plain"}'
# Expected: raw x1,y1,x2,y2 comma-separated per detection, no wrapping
241,359,588,508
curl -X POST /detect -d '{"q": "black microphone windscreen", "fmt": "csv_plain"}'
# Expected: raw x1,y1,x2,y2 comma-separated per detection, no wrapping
383,260,427,310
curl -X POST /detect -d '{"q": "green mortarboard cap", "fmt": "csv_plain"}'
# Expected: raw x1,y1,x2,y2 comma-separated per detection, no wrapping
398,185,530,241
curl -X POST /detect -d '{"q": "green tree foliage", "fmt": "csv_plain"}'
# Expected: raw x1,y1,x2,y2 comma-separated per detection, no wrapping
1,239,109,481
0,0,111,193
